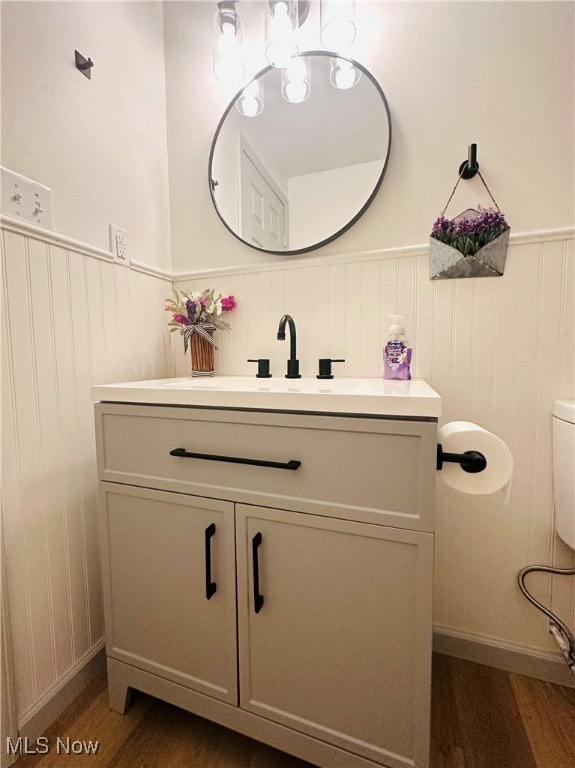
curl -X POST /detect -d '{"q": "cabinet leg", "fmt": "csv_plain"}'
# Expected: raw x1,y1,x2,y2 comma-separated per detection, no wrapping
106,659,132,714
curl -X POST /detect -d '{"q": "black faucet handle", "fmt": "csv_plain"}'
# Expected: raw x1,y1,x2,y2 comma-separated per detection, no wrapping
286,359,301,379
247,359,272,378
317,358,345,380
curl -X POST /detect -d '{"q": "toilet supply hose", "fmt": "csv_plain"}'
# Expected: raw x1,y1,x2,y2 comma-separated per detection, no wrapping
517,565,575,675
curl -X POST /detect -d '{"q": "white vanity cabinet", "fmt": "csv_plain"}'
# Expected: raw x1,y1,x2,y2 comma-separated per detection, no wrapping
94,394,439,768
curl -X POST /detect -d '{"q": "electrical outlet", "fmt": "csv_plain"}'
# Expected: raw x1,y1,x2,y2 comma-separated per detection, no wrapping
109,224,129,266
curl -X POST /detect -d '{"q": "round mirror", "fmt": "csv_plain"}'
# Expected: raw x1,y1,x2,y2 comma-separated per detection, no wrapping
208,51,391,255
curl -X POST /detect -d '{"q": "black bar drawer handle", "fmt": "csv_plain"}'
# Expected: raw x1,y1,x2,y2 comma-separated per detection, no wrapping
252,532,264,614
205,523,217,600
170,448,301,471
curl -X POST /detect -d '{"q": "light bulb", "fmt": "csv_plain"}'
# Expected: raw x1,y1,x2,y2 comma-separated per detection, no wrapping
213,3,244,82
320,1,357,51
266,40,298,69
330,58,361,89
265,0,298,68
287,81,308,102
238,96,259,117
270,2,289,32
281,56,311,103
236,80,264,117
213,57,245,82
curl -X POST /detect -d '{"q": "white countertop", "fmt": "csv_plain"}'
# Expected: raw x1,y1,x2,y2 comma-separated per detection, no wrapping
91,376,441,418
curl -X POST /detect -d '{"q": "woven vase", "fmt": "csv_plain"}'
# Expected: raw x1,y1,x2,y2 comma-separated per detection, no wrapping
190,324,216,377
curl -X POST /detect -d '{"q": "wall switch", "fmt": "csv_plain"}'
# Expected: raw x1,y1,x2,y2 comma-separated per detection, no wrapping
1,167,54,229
109,224,129,266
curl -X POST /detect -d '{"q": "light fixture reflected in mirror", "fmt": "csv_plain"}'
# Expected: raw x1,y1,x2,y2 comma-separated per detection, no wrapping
265,0,299,68
213,0,245,82
320,0,356,51
281,56,311,103
236,79,265,117
330,57,361,89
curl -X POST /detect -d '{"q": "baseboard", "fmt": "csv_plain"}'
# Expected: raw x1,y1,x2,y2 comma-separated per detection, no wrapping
18,643,106,742
433,626,575,688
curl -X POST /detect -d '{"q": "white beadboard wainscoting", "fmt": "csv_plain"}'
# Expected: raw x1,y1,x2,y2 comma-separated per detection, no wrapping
1,217,173,739
174,229,575,685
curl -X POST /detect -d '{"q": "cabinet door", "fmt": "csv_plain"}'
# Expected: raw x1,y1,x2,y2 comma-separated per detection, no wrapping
236,505,434,768
100,484,237,704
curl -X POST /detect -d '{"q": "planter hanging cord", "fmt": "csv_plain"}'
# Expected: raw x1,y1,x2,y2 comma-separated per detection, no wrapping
441,168,503,217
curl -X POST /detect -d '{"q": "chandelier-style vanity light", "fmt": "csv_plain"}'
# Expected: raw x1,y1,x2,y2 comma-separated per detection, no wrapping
212,1,361,118
213,0,245,82
281,55,311,103
320,0,356,50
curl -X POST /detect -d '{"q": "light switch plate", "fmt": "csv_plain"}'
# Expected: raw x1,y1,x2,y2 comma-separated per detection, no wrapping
1,167,54,229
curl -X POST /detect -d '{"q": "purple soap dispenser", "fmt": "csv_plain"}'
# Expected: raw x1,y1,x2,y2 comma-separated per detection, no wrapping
383,314,412,381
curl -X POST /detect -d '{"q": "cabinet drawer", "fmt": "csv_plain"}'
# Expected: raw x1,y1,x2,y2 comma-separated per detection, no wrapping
96,404,437,530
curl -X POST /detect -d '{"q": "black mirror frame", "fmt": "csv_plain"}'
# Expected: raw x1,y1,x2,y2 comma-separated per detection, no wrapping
208,51,392,256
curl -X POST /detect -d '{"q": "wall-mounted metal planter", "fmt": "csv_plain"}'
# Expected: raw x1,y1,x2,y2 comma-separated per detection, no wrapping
431,145,510,280
430,208,510,280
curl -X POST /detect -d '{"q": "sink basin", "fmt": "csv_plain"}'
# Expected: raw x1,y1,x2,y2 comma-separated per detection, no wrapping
91,376,441,418
164,376,365,393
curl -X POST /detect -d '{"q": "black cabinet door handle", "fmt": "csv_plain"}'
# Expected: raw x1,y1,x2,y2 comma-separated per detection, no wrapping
170,448,300,471
205,523,217,600
252,532,264,614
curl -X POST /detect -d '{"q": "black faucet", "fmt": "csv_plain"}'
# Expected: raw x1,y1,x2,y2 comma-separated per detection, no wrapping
277,314,301,378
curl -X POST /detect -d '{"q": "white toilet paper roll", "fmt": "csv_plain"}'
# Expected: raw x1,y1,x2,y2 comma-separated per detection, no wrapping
438,421,513,501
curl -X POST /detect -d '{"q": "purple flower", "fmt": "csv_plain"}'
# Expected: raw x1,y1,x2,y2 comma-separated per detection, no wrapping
430,206,508,256
186,298,198,323
431,215,452,235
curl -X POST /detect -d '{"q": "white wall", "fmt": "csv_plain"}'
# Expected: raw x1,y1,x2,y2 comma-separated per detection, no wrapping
1,0,174,734
1,1,171,270
165,1,574,273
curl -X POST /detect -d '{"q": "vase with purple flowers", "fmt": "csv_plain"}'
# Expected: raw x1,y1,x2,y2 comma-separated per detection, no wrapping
164,289,237,376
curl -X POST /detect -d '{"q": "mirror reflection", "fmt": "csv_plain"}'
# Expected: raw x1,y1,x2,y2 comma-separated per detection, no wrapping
209,52,391,254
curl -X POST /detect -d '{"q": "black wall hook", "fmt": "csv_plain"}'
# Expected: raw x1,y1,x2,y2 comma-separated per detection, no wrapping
75,50,94,79
458,143,479,179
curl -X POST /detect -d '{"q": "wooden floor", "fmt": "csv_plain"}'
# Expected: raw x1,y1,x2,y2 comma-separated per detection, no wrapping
14,654,575,768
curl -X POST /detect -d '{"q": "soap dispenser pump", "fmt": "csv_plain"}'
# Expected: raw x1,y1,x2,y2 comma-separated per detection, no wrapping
383,314,412,381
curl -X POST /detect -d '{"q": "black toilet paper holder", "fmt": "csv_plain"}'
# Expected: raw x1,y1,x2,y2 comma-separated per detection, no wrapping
436,444,487,473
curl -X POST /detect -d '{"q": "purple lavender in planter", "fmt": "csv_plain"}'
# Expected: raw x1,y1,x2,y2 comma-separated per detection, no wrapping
431,206,508,257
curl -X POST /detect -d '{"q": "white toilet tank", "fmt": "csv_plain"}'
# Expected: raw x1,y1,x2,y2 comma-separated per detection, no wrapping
553,400,575,551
